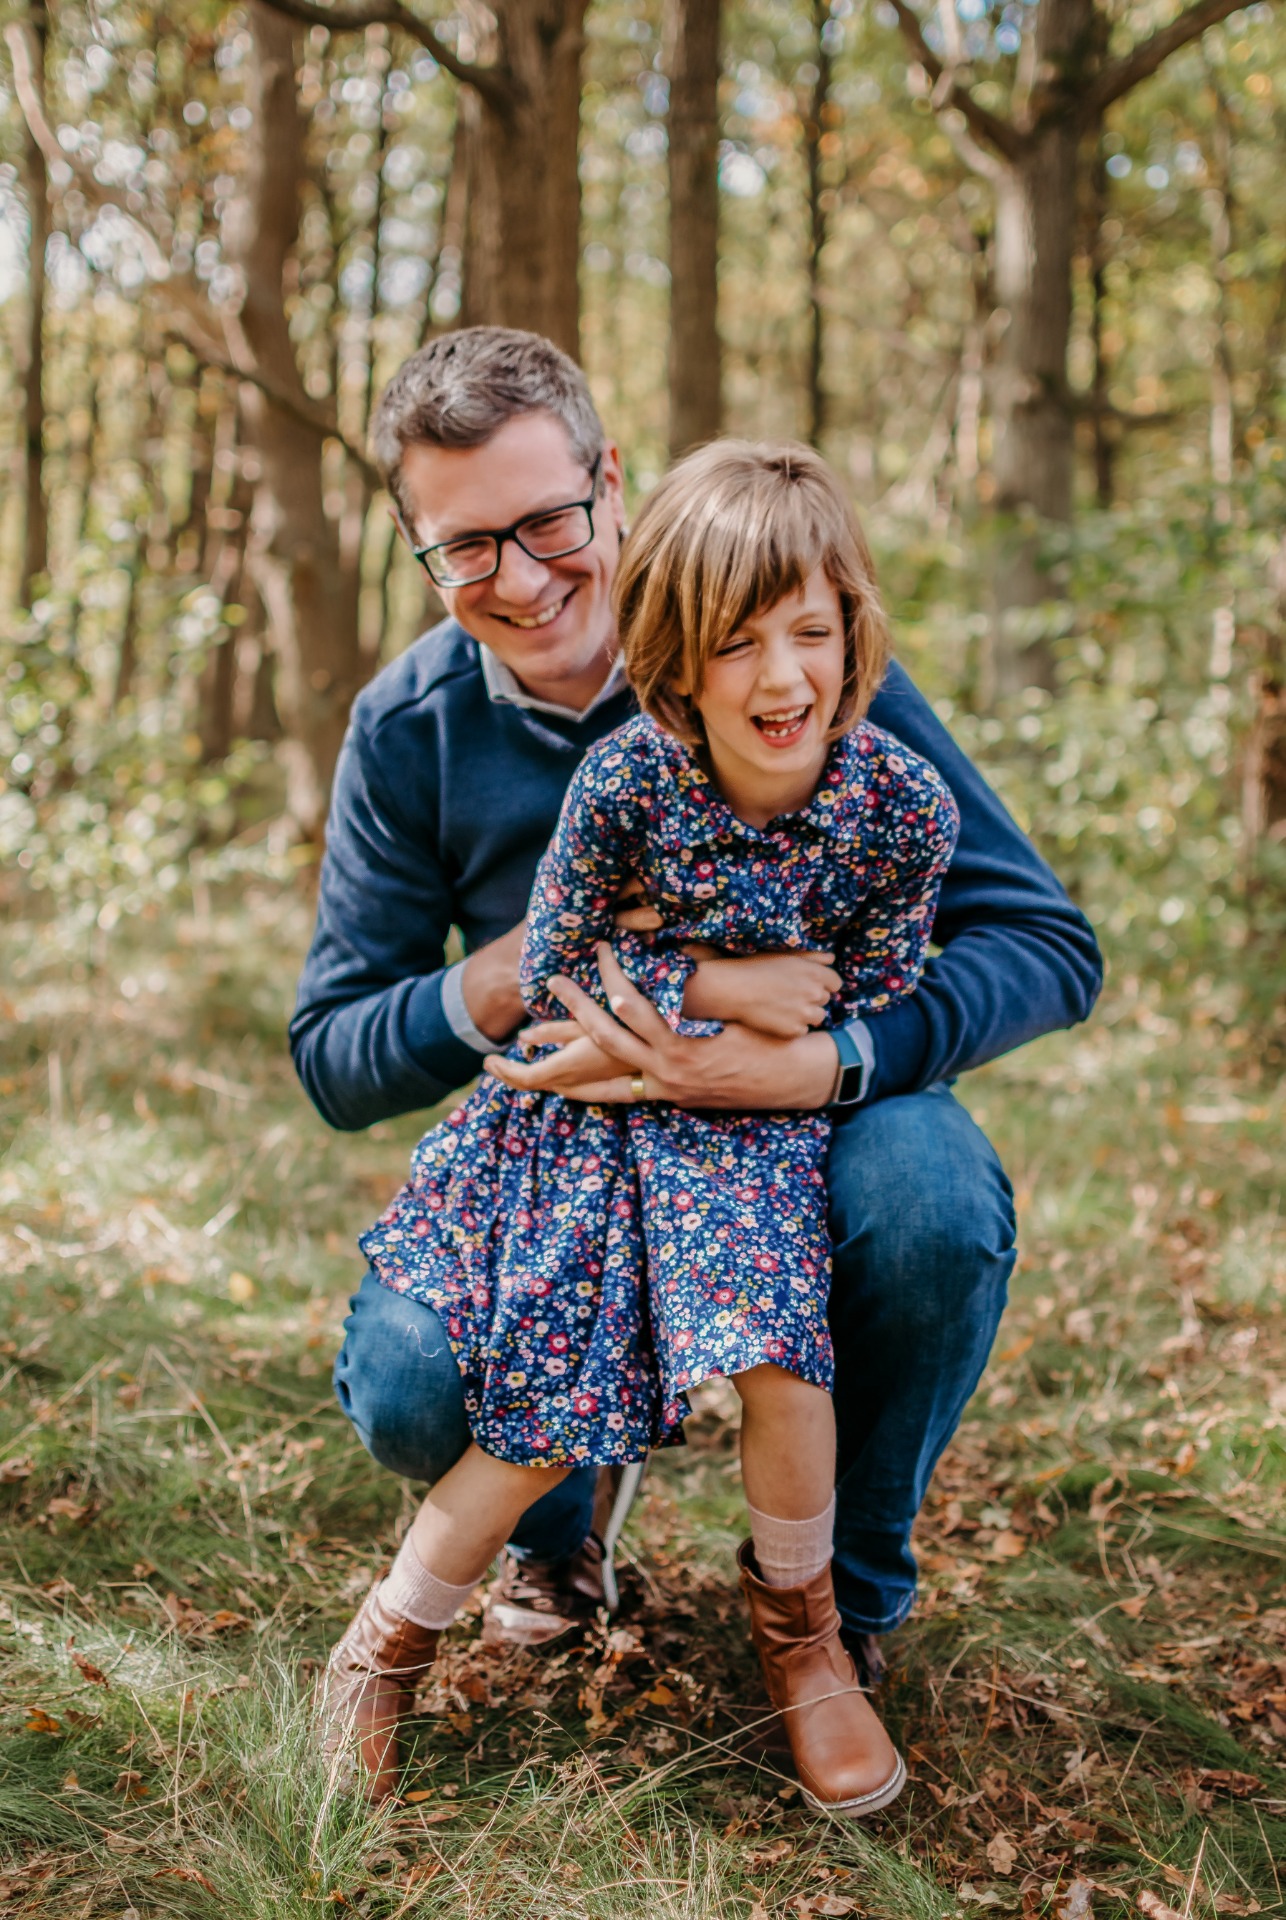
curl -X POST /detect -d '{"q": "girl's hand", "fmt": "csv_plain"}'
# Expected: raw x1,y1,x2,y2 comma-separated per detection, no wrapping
681,949,841,1038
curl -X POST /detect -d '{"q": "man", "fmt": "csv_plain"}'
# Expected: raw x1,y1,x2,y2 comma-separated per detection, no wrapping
293,327,1101,1792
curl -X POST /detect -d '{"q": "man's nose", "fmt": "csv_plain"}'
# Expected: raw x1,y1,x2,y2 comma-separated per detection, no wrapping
490,537,554,604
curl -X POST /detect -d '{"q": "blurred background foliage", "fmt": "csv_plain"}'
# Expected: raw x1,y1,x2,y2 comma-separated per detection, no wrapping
0,0,1284,1068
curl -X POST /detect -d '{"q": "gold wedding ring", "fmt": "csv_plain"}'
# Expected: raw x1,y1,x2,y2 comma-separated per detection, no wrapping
630,1074,647,1101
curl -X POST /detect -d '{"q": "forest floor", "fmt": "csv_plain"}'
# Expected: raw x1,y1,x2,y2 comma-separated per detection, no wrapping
1,878,1284,1920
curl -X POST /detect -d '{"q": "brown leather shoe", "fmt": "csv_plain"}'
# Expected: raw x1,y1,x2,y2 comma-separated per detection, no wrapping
317,1580,441,1802
737,1542,906,1817
481,1531,607,1649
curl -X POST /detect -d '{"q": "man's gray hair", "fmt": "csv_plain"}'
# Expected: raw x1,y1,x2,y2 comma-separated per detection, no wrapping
372,327,605,523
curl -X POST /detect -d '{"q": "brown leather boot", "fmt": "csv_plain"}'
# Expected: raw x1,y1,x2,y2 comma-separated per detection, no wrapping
317,1580,441,1803
737,1542,906,1817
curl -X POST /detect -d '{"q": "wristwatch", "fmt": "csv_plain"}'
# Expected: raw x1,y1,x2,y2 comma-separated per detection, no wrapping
830,1021,874,1107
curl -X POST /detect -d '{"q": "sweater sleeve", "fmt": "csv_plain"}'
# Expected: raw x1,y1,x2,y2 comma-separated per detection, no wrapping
857,661,1104,1101
520,739,711,1033
288,712,485,1131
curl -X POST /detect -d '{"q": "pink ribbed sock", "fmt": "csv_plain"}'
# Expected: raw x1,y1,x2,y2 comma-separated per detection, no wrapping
747,1493,836,1590
379,1532,478,1630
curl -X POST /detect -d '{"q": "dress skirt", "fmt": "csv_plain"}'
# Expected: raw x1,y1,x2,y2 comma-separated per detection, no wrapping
360,1070,835,1467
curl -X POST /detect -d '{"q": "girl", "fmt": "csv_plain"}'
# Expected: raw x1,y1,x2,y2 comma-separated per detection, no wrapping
324,441,959,1815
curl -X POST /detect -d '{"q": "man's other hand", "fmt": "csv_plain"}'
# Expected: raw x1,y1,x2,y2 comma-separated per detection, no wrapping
485,944,840,1111
460,918,528,1044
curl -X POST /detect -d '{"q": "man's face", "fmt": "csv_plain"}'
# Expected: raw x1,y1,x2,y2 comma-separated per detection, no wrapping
399,411,627,702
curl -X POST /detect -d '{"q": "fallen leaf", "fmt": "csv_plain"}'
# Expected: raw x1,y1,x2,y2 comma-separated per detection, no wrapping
990,1529,1027,1561
70,1652,109,1686
24,1708,62,1734
403,1789,435,1803
987,1834,1019,1877
154,1868,217,1893
645,1682,676,1705
1213,1899,1262,1916
1057,1880,1096,1920
1195,1768,1261,1798
45,1496,90,1522
1138,1896,1184,1920
1117,1593,1150,1618
60,1771,81,1792
113,1769,148,1801
0,1457,34,1483
802,1898,858,1916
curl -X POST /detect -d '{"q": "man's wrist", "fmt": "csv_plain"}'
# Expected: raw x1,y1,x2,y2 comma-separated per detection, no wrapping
456,950,524,1048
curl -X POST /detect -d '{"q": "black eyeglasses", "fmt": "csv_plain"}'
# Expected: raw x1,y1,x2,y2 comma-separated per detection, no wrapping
407,455,604,589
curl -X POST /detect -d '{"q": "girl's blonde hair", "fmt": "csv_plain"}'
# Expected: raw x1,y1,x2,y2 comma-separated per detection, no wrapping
615,439,891,747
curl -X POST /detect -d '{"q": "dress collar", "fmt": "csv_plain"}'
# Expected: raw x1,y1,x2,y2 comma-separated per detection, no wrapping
647,720,876,843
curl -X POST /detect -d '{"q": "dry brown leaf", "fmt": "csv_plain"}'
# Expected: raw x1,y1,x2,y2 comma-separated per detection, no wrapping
154,1867,218,1893
113,1768,148,1801
1195,1768,1261,1798
990,1529,1027,1561
24,1708,62,1734
45,1496,91,1522
70,1651,109,1686
987,1834,1018,1877
0,1457,33,1483
1117,1593,1150,1618
1137,1895,1184,1920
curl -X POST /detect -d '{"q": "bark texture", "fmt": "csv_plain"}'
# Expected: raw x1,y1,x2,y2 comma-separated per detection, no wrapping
461,0,588,359
223,1,369,838
12,9,49,604
665,0,722,456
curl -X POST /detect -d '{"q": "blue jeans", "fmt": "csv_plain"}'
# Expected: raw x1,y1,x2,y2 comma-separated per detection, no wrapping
332,1083,1015,1632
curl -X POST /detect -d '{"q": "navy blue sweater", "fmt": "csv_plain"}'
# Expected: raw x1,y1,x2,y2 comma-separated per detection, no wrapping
290,619,1102,1131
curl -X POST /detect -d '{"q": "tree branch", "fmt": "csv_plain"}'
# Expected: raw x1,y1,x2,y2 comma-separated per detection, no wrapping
886,0,1026,163
5,18,174,277
248,0,513,111
1080,0,1250,122
163,308,383,491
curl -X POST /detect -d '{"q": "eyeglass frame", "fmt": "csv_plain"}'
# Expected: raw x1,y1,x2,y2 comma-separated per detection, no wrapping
397,452,605,589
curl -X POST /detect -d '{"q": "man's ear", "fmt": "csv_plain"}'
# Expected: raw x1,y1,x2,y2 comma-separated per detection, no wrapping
600,440,627,530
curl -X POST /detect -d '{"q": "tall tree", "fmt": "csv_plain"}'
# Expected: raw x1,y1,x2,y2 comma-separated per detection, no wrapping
665,0,722,455
260,0,588,358
889,0,1250,690
5,8,50,605
223,0,371,837
801,0,838,448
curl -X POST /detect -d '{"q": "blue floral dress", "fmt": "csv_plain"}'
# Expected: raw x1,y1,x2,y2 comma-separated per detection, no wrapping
360,714,959,1467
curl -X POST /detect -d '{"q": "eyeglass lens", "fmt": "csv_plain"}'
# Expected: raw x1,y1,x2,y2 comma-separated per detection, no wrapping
429,505,594,587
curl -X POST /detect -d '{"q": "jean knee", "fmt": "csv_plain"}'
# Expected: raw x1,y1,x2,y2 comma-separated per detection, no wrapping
333,1271,470,1484
829,1088,1016,1319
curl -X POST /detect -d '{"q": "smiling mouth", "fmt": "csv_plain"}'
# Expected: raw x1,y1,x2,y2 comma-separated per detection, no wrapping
752,704,812,743
498,590,575,631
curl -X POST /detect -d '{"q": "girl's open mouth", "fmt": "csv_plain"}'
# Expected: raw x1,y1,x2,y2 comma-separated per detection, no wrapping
751,705,812,745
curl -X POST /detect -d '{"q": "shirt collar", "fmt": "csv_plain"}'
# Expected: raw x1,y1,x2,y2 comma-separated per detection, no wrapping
480,646,629,723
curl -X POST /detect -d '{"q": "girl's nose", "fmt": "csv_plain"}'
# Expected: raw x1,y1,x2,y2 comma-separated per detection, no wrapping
756,640,803,691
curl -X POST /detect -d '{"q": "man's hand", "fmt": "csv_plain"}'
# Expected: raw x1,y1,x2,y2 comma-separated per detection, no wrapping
460,918,527,1044
681,947,842,1038
485,944,841,1110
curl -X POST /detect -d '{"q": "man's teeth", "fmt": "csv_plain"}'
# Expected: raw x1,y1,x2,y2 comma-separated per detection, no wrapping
507,596,569,630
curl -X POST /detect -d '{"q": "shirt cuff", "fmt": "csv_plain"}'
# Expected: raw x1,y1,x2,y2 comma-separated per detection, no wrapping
440,960,499,1056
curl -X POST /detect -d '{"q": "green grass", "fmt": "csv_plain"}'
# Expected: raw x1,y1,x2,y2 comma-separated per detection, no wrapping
1,880,1283,1918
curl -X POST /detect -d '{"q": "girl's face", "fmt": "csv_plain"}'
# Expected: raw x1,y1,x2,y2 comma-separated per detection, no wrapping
684,567,847,821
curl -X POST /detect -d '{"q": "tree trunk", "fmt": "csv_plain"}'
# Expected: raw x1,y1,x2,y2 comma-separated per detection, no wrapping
801,0,835,450
225,0,368,838
461,0,588,360
986,0,1099,692
15,6,49,605
1087,143,1116,508
665,0,721,455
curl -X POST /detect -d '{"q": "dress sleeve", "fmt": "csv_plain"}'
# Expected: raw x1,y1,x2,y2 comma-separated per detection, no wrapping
832,759,961,1021
519,740,716,1033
